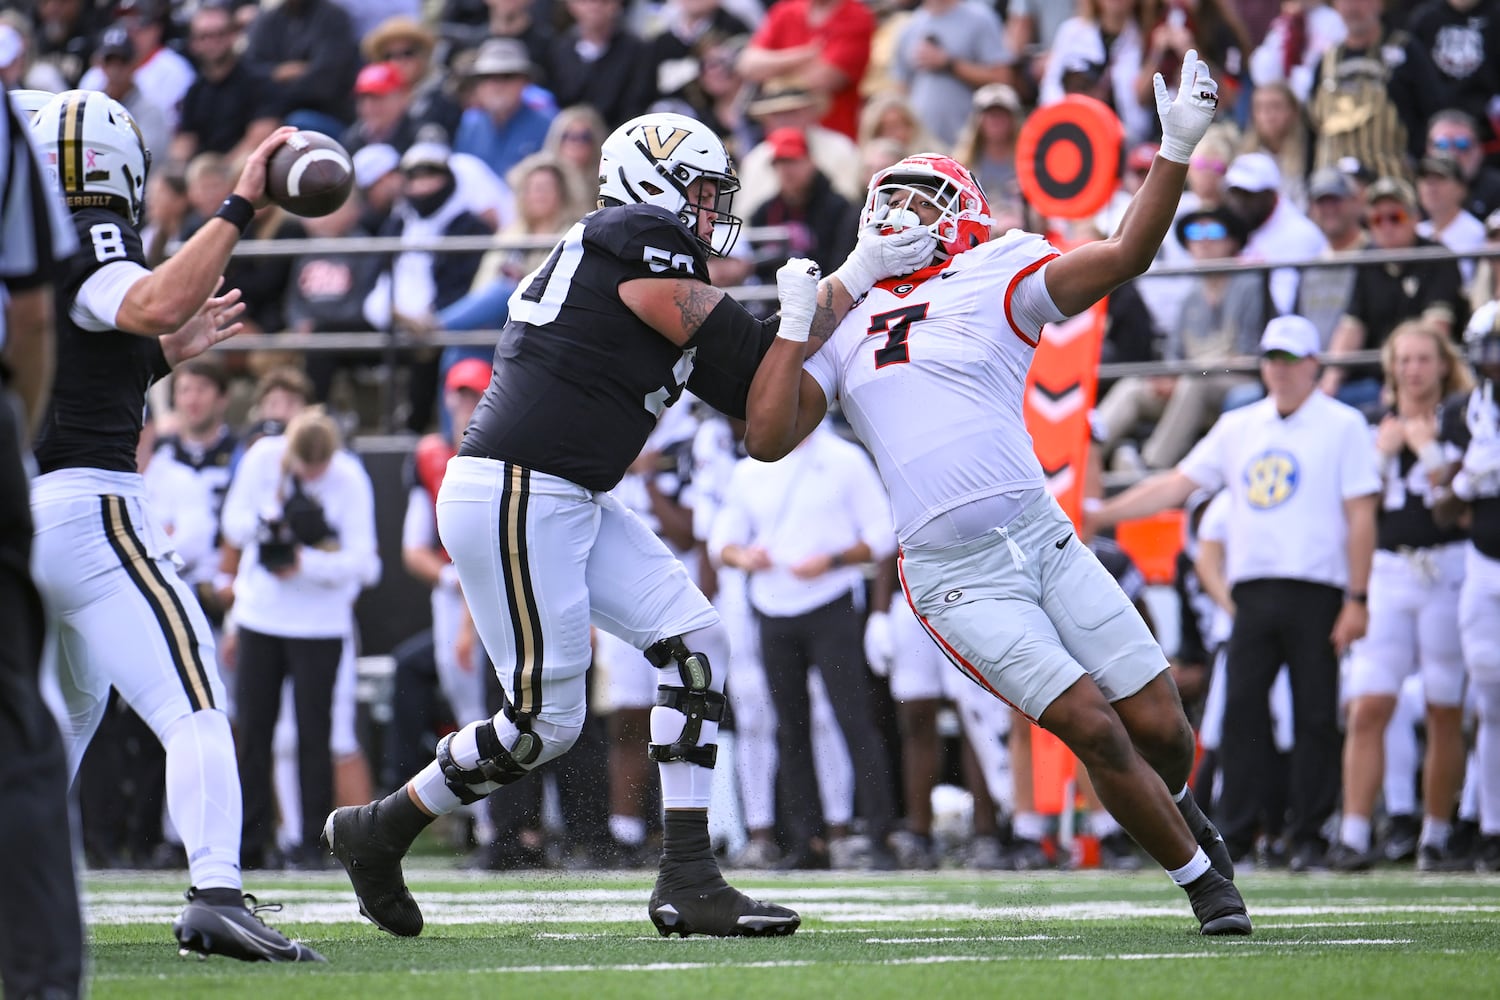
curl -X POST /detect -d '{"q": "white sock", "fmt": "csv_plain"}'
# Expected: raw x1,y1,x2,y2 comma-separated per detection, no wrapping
1013,811,1048,842
1420,816,1451,851
410,711,580,815
1340,814,1372,853
162,710,242,890
610,814,647,845
1167,847,1213,886
1476,682,1500,834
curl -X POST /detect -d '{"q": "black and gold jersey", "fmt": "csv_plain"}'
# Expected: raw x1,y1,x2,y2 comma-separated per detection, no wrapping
34,208,169,474
460,204,718,492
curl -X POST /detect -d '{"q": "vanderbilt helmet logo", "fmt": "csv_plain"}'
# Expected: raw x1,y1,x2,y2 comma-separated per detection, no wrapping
639,124,692,160
1245,450,1299,509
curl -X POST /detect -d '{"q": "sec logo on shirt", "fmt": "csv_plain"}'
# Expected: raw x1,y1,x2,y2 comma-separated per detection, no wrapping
1245,450,1299,509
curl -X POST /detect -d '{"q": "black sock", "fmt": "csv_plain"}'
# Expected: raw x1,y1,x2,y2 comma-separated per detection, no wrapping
374,787,435,850
661,809,713,864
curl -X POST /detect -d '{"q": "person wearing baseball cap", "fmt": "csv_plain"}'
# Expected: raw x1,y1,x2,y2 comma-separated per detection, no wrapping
344,61,421,157
1323,175,1464,406
1299,167,1372,350
454,38,554,181
1416,155,1485,285
1223,152,1327,316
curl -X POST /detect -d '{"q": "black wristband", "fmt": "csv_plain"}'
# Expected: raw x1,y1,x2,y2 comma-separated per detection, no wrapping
1347,591,1367,605
829,552,845,569
214,194,255,234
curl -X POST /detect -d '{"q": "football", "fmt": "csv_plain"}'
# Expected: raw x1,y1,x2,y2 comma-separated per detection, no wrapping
266,131,354,218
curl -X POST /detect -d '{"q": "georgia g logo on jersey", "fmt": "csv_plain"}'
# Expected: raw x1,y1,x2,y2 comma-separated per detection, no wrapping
1245,449,1299,509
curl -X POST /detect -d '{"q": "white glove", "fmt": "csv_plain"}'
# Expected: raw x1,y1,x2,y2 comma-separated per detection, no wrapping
1464,438,1500,478
1153,48,1219,164
775,256,821,343
863,610,895,678
831,214,938,299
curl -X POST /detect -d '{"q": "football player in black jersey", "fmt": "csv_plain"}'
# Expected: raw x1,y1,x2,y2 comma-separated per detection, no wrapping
27,91,322,962
1440,302,1500,872
322,111,937,939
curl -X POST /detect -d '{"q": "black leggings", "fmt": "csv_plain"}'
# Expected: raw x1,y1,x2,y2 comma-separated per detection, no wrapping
235,628,343,855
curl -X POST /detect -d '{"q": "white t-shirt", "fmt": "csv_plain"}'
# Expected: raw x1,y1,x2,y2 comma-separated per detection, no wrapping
1242,197,1328,315
1418,210,1486,285
709,424,896,618
1177,391,1381,588
803,230,1067,544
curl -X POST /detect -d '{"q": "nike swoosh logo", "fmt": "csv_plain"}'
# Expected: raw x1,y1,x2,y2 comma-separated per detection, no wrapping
1055,536,1069,549
938,270,959,279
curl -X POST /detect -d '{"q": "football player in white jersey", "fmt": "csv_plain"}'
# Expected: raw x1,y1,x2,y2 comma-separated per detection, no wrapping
746,51,1250,935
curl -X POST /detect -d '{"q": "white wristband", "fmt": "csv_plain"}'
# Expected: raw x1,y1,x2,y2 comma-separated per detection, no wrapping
777,321,810,344
1158,136,1195,164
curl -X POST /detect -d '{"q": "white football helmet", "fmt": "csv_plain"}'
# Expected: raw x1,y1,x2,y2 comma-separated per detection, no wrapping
9,90,57,124
30,90,150,225
597,112,741,257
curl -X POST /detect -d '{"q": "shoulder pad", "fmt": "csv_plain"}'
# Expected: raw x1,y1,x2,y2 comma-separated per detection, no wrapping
584,204,709,283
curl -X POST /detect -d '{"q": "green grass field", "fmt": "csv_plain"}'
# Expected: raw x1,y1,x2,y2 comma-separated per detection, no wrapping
86,865,1500,1000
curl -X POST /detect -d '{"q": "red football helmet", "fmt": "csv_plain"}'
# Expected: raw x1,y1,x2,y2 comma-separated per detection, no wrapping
860,154,994,258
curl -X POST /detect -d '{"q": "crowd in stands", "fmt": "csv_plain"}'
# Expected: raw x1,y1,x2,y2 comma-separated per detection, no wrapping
10,0,1500,875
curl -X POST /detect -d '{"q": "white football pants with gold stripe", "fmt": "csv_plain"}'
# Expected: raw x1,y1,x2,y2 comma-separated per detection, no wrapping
30,469,241,890
417,457,721,814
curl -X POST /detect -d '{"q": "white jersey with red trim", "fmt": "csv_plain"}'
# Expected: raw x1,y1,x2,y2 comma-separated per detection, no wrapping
804,230,1067,543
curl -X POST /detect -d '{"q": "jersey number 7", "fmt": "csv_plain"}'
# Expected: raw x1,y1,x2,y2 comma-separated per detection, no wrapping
870,304,929,368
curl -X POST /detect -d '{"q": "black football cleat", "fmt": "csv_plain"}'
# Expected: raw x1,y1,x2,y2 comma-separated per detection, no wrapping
648,883,800,938
172,888,325,962
1185,870,1253,936
321,805,424,937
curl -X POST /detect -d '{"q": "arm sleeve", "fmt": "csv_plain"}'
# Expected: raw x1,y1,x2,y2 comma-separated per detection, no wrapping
684,296,778,419
1010,259,1068,338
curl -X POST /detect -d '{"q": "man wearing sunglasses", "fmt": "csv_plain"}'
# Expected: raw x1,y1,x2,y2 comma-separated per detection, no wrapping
1425,109,1500,220
1321,176,1465,406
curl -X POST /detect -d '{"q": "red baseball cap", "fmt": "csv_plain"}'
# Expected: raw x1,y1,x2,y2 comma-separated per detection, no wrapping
445,358,491,395
355,61,406,97
767,127,809,163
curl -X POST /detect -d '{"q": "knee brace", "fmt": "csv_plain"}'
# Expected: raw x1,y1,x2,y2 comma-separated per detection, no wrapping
436,717,542,804
645,635,726,768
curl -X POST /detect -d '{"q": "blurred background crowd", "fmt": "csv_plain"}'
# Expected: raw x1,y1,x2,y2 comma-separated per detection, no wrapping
10,0,1500,878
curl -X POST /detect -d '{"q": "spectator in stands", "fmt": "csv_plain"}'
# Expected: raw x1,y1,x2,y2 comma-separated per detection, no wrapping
951,83,1022,225
1248,0,1348,102
29,0,105,88
1323,176,1465,404
0,12,67,93
1136,0,1253,122
243,0,361,137
1470,209,1500,311
1306,0,1443,180
1416,154,1486,284
1240,81,1312,210
352,143,404,233
284,192,382,404
747,128,859,298
673,32,757,160
1296,166,1371,346
80,0,194,135
464,0,556,86
332,0,421,51
363,16,463,143
470,151,584,290
545,0,653,130
736,79,863,219
221,408,380,870
1098,206,1265,472
1039,0,1152,145
1406,0,1500,153
543,105,607,210
1222,151,1327,316
1005,0,1071,102
1426,110,1500,221
889,0,1014,150
646,0,752,106
343,62,423,157
856,92,942,163
363,142,491,432
453,38,555,182
172,0,277,167
90,27,170,173
738,0,876,140
140,165,190,267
